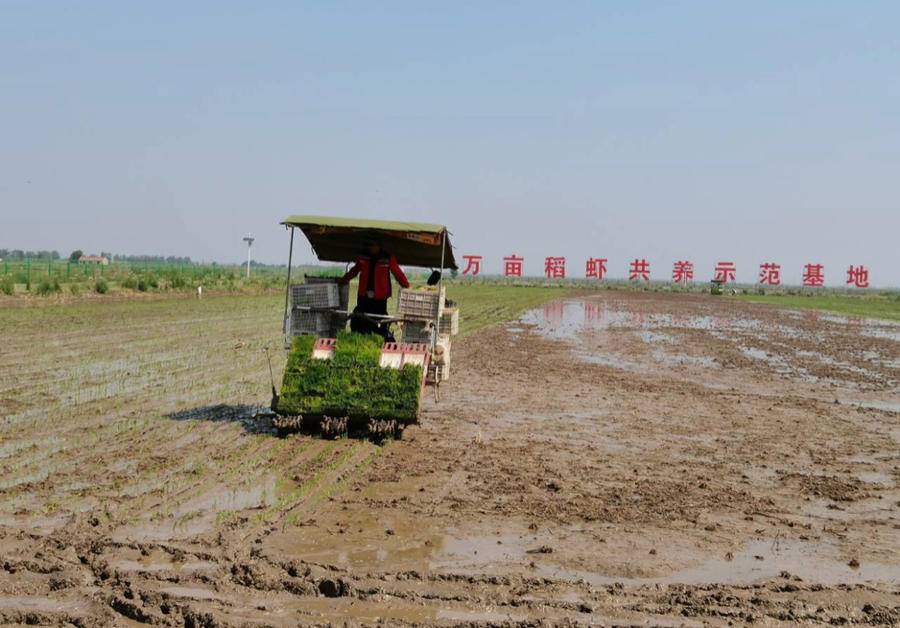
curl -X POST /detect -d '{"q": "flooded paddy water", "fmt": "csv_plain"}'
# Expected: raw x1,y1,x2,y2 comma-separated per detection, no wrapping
1,291,898,625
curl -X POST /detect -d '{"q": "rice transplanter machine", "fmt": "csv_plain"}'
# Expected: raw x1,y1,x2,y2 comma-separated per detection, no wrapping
271,216,460,436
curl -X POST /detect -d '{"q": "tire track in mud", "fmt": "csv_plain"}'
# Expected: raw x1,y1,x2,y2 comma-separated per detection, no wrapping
0,439,386,626
1,411,259,517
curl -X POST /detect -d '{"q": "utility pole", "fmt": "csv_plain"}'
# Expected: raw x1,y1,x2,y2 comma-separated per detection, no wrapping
243,234,255,279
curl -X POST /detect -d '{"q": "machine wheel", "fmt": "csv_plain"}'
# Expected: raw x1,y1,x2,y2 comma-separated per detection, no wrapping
272,414,303,436
367,418,399,442
320,416,349,439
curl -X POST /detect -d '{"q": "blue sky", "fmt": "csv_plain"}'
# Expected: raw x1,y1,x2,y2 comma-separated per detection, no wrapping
1,1,898,286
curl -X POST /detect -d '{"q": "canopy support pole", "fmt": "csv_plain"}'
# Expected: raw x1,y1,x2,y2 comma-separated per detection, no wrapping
434,229,447,350
283,227,295,339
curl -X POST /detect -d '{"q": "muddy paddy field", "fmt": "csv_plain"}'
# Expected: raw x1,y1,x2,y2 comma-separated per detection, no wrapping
1,289,898,626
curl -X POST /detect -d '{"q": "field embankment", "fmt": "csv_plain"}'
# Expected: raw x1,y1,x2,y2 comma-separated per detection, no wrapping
735,292,900,322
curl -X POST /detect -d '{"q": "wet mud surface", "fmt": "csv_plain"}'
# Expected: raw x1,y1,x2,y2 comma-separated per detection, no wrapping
1,292,899,625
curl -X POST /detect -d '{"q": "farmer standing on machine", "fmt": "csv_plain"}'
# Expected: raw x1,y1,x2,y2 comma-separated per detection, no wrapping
339,240,409,339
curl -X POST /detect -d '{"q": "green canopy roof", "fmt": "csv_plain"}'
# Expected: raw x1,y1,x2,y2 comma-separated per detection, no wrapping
282,215,457,270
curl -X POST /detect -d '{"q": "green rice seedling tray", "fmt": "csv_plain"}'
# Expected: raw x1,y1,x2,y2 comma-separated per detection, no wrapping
277,331,423,425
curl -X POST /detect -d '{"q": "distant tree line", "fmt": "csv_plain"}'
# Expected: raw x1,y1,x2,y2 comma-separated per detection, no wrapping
0,250,291,268
0,249,193,264
0,249,61,260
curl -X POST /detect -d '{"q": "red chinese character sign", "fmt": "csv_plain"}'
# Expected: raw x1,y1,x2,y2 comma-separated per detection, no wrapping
714,261,736,283
585,257,607,279
672,260,693,284
759,262,781,286
846,265,869,288
454,253,875,288
803,263,825,287
503,255,524,277
545,256,566,279
629,258,650,281
462,255,482,276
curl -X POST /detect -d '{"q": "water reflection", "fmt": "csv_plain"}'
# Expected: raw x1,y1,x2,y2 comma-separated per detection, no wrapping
522,300,756,339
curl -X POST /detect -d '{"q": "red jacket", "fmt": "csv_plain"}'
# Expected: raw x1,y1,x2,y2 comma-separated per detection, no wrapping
341,254,409,299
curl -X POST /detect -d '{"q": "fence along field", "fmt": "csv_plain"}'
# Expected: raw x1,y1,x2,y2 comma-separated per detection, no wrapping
0,257,325,296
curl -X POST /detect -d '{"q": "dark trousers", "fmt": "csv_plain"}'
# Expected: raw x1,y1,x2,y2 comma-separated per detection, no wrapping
350,296,393,341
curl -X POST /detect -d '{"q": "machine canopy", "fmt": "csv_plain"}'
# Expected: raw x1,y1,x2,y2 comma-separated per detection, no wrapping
282,215,457,270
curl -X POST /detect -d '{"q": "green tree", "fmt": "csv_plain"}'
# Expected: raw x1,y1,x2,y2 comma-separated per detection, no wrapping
69,250,84,262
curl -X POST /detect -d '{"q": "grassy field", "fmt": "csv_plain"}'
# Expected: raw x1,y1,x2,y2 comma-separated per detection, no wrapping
734,292,900,322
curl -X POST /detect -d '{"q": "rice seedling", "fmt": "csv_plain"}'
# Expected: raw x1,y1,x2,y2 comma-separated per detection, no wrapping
277,332,423,423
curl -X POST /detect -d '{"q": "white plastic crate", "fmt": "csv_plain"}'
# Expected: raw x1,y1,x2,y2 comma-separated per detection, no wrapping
438,307,459,335
290,310,332,336
291,283,340,309
305,276,349,310
402,321,434,344
398,286,445,321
